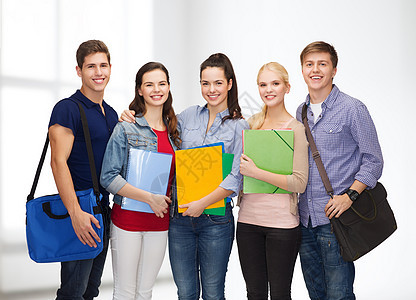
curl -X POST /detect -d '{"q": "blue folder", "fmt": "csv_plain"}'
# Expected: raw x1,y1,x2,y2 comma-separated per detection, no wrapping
121,149,173,213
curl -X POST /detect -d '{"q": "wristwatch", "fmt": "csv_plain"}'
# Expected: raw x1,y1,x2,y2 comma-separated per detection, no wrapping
346,189,360,202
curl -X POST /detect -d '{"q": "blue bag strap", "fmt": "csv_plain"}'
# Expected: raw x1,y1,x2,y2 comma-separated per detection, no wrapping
27,102,101,204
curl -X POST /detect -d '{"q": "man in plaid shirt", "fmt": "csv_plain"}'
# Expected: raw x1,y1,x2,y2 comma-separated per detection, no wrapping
296,41,383,300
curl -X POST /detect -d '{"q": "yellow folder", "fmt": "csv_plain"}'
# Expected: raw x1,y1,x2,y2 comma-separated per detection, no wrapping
176,145,225,213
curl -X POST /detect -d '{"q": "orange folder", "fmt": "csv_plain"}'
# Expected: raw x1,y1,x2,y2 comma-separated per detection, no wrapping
176,145,225,213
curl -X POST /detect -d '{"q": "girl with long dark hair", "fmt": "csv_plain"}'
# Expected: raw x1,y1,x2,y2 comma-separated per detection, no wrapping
167,53,249,300
101,62,180,299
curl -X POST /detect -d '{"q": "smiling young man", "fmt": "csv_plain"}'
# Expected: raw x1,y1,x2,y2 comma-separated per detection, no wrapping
296,41,383,300
48,40,118,300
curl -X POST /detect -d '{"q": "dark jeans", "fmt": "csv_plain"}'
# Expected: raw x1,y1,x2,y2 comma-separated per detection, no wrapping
299,222,355,300
56,203,111,300
236,222,301,300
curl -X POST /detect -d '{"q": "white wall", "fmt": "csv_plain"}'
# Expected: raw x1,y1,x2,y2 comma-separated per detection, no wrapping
157,1,415,298
0,0,155,294
1,0,415,298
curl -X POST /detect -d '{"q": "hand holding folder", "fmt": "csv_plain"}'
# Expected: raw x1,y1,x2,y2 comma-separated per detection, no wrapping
203,152,234,216
243,129,294,194
175,144,234,216
121,149,173,213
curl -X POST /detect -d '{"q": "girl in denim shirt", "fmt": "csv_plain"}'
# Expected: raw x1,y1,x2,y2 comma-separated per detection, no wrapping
121,53,248,299
168,53,248,300
100,62,180,300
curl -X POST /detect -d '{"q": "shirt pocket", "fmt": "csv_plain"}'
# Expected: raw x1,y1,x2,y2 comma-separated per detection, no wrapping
127,133,157,151
322,123,343,134
318,123,345,151
214,129,234,143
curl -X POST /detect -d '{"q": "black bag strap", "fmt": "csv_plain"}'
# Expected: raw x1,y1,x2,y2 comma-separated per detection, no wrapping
27,134,50,201
77,102,100,199
27,101,100,202
301,103,334,198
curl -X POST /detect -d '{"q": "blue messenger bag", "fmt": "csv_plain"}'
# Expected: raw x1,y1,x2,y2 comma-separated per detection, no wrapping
26,102,104,263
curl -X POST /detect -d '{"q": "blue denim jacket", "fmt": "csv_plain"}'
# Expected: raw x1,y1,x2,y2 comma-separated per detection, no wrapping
100,116,179,209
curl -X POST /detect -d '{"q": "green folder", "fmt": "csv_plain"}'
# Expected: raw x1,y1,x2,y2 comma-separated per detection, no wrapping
203,153,234,216
243,129,294,194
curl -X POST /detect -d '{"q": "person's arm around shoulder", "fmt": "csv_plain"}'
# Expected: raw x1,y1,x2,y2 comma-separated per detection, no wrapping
49,124,101,248
119,109,136,123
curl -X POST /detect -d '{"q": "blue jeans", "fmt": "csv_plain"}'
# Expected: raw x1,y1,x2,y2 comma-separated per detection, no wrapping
56,203,111,300
168,203,234,300
299,222,355,300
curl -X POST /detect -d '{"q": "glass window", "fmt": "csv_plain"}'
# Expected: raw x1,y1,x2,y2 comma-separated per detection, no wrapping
0,0,153,234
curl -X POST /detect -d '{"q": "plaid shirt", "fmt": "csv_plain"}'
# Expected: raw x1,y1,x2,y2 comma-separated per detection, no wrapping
296,85,383,228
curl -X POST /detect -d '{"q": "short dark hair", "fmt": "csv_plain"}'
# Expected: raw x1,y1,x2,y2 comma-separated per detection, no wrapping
300,41,338,68
76,40,110,69
200,53,242,121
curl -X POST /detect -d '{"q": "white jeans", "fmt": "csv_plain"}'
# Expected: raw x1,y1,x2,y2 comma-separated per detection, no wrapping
110,223,168,300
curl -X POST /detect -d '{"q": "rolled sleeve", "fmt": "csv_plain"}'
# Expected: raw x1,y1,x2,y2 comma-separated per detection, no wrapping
351,104,384,188
106,176,128,195
220,173,241,197
219,119,249,196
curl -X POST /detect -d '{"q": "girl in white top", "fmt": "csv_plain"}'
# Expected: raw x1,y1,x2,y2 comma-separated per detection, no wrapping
237,62,309,300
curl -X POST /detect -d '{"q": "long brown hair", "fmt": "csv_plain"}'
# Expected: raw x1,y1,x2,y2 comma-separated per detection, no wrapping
200,53,243,122
129,62,181,148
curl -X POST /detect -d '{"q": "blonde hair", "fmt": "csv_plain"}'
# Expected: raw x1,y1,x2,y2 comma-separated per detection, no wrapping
248,62,290,129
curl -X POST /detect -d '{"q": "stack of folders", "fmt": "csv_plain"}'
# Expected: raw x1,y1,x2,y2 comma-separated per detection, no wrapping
175,143,234,216
243,129,294,194
121,149,173,213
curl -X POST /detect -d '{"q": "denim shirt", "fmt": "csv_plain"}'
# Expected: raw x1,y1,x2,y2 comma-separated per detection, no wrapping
178,105,249,197
100,116,179,207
